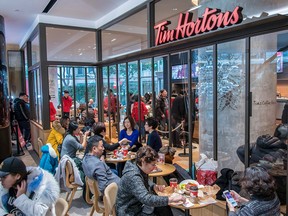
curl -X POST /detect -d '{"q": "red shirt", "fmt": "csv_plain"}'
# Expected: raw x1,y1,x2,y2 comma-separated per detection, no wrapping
49,101,56,122
62,96,73,112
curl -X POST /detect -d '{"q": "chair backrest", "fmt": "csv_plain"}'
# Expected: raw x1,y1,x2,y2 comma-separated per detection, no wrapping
104,182,118,216
85,176,103,212
55,197,69,216
65,160,75,188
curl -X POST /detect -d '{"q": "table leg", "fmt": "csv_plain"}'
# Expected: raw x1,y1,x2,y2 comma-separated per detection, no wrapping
153,177,157,183
185,209,190,216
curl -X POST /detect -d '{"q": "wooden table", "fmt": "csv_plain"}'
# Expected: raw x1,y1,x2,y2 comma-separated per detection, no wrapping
149,163,176,183
105,153,136,177
156,186,212,216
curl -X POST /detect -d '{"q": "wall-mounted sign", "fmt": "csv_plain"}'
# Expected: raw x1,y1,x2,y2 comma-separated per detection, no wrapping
154,6,243,46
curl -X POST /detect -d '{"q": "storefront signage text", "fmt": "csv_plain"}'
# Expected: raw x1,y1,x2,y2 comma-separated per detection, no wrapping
154,6,243,46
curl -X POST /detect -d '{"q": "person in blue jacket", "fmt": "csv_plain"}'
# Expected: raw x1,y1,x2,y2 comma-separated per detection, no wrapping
39,143,58,174
119,116,141,152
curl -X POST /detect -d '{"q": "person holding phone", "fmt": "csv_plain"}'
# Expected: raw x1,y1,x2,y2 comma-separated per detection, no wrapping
0,157,60,216
226,166,280,216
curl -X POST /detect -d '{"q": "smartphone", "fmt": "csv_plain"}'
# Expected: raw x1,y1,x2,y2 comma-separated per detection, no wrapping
223,190,238,207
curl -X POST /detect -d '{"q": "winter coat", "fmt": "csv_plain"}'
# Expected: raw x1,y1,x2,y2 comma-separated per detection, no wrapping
116,161,168,216
54,155,83,192
131,101,148,122
229,193,280,216
155,96,167,122
0,167,60,216
40,143,59,174
47,120,65,158
237,135,287,164
14,98,30,121
62,96,72,113
49,102,56,122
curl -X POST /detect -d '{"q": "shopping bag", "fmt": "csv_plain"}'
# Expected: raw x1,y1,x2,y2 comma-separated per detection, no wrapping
196,169,218,185
17,127,26,147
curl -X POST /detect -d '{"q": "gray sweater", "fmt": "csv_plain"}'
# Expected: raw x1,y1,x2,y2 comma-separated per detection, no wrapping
116,161,169,216
229,194,280,216
61,134,84,158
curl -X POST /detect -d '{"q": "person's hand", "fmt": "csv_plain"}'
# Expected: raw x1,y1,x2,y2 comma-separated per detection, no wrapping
168,195,186,204
16,180,27,197
84,130,90,136
161,114,165,118
7,214,14,216
154,185,165,192
230,190,248,203
119,138,129,145
100,155,105,161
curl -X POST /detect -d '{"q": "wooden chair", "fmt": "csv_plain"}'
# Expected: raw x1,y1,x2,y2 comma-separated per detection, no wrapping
65,160,81,214
103,182,118,216
85,176,105,216
55,197,69,216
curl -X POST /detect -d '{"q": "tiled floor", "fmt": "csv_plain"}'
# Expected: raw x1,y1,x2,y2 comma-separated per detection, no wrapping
15,140,195,216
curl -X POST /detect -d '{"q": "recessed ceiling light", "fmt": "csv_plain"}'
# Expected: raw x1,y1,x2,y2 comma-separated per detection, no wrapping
111,38,116,42
172,8,178,11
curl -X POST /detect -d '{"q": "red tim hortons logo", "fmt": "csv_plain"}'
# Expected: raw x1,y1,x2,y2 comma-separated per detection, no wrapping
154,6,243,46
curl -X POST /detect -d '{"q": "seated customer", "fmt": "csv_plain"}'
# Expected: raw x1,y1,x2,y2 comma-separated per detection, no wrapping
92,122,129,153
0,157,60,216
145,117,162,152
119,116,141,152
46,118,66,158
82,136,120,195
61,121,90,159
116,146,185,216
227,166,280,216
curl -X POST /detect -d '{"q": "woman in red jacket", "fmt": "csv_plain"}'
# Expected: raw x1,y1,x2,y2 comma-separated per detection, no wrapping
49,95,56,122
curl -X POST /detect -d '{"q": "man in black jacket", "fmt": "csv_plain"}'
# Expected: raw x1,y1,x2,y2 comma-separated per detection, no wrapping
14,92,31,146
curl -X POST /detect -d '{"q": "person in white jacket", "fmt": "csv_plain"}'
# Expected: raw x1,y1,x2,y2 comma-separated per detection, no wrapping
0,157,60,216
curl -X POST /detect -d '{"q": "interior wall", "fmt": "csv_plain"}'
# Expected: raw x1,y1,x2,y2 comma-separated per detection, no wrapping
277,80,288,98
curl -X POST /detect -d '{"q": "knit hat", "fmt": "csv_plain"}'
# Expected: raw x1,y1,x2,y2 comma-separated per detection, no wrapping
0,157,27,178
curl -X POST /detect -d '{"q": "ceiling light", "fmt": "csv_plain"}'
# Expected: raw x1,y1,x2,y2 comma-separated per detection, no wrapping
111,38,116,42
191,0,199,6
79,53,83,56
172,8,178,11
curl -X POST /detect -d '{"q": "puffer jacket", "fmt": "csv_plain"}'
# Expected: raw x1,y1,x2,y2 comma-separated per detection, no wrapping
47,120,65,158
237,135,287,164
116,161,168,216
39,143,58,174
0,167,60,216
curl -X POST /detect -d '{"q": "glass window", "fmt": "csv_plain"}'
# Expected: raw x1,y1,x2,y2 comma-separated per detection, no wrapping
87,67,98,121
46,27,97,62
118,63,127,131
31,35,40,65
102,7,148,60
217,40,246,171
31,68,42,124
195,46,214,161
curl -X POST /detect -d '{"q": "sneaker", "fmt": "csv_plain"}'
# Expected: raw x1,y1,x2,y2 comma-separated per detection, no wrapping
25,142,32,148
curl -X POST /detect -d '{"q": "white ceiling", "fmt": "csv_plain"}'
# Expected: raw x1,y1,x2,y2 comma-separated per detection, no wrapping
0,0,144,46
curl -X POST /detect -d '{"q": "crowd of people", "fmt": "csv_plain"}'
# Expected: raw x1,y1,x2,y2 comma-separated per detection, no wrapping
3,90,284,216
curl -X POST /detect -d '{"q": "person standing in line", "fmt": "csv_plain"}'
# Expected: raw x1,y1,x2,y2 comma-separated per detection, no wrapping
14,92,31,146
62,90,73,118
49,95,56,122
103,89,117,121
155,89,169,138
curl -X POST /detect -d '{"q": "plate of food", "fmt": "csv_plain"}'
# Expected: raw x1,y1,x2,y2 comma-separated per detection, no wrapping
179,179,200,191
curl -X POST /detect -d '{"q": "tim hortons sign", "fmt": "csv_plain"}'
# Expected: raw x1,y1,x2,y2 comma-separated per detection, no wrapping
154,6,243,46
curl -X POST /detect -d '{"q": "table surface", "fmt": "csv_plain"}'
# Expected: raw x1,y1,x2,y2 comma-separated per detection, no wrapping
105,152,136,163
149,163,176,177
156,186,212,210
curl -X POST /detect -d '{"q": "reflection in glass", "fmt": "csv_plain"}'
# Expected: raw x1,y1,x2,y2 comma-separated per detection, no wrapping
217,40,245,171
195,46,214,159
118,63,127,131
31,35,40,65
